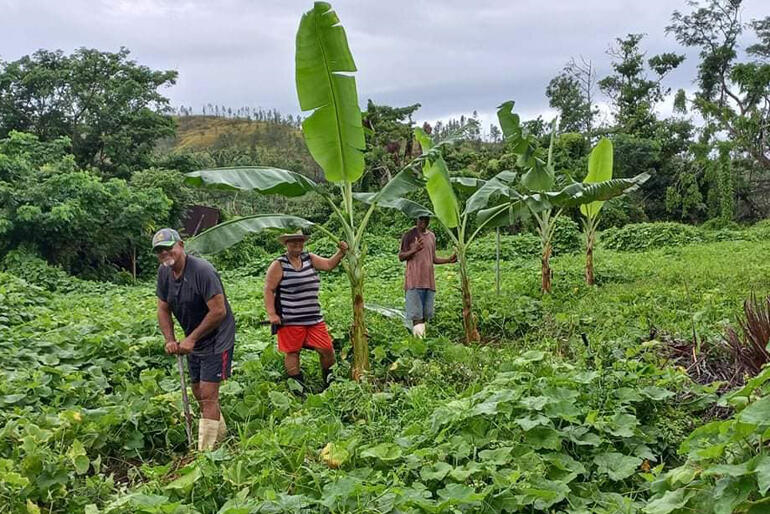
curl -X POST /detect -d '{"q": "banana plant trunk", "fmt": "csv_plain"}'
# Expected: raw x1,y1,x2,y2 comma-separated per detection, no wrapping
457,250,480,344
585,224,596,286
346,251,370,380
585,241,594,286
541,241,552,294
537,211,556,294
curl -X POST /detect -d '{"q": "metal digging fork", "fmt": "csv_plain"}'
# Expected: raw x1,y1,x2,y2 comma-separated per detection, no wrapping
176,354,193,448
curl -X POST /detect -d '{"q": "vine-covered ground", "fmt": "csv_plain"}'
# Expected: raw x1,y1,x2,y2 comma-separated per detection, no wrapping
3,224,770,513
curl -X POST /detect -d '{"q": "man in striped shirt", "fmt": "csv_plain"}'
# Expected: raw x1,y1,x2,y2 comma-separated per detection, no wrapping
264,230,348,392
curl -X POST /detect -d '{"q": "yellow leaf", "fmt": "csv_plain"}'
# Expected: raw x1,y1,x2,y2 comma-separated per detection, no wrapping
320,443,349,469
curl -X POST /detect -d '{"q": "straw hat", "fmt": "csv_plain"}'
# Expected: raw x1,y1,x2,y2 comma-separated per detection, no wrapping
278,229,311,244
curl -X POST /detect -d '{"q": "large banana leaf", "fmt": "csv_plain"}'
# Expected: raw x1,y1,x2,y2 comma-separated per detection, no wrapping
424,157,460,228
414,128,460,229
527,173,650,210
296,2,365,184
353,193,433,219
476,201,528,230
369,168,424,203
580,138,614,219
451,176,486,193
497,100,553,192
187,214,314,255
184,167,318,196
496,101,521,141
464,170,518,215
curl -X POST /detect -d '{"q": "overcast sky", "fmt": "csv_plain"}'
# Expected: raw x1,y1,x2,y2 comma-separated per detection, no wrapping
1,0,767,134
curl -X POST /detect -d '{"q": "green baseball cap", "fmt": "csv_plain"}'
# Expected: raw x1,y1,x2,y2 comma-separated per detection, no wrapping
151,228,182,250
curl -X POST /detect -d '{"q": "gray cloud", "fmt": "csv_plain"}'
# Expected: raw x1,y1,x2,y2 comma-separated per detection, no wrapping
1,0,766,128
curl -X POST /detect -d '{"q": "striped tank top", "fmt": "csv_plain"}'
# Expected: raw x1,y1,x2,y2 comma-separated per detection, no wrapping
276,252,323,326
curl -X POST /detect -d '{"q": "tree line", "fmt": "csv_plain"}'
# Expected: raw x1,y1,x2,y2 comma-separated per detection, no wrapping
0,0,768,283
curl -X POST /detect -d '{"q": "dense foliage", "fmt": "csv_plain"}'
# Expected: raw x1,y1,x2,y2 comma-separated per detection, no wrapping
3,223,770,512
0,47,177,177
2,1,770,511
0,132,173,279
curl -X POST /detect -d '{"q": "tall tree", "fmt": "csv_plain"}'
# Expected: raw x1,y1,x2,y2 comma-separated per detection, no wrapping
0,48,177,177
361,100,421,190
546,57,597,138
598,34,685,137
667,0,770,171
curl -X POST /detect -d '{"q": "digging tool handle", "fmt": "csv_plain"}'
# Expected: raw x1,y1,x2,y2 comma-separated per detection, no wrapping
176,354,193,448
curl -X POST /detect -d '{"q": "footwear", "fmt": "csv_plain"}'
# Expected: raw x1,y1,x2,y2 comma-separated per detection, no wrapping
216,413,227,443
288,372,306,397
198,418,219,451
412,323,426,338
321,367,332,390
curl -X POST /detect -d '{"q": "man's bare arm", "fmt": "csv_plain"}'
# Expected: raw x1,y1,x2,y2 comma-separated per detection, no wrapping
434,253,457,265
158,299,176,340
158,299,178,354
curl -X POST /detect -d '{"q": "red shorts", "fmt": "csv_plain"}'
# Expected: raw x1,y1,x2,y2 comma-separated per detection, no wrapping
277,322,333,353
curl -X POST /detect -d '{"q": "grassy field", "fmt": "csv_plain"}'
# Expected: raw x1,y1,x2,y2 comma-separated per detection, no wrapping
2,226,770,513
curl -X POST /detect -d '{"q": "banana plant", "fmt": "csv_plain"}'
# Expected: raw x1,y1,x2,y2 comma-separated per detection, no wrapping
358,128,523,343
183,2,424,379
580,138,614,286
496,101,649,293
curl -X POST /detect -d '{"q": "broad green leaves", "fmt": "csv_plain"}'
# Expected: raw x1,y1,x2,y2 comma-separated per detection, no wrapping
644,489,695,514
370,168,424,203
182,167,323,253
496,100,554,192
496,101,521,141
360,442,402,462
647,384,770,512
187,215,315,254
737,395,770,425
580,137,614,219
464,170,519,215
414,127,460,228
296,2,365,183
537,175,650,209
593,452,642,481
184,167,318,197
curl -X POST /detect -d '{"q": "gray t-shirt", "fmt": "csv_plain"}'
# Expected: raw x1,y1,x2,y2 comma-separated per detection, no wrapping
156,255,235,356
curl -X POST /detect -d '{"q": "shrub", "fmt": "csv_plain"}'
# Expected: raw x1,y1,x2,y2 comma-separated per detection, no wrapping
747,218,770,240
600,222,704,252
552,216,582,255
702,227,751,243
597,196,647,228
307,234,400,259
130,167,194,228
1,246,74,292
0,271,49,326
700,217,742,231
467,233,540,261
207,232,274,274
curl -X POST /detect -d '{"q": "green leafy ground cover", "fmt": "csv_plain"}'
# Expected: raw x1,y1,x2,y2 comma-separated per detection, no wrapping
3,224,770,513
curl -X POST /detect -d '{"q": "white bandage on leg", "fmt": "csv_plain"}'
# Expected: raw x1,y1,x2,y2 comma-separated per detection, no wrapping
217,413,227,442
198,418,220,451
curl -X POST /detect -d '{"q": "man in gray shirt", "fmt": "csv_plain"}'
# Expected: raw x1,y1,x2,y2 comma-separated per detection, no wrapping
153,228,236,451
